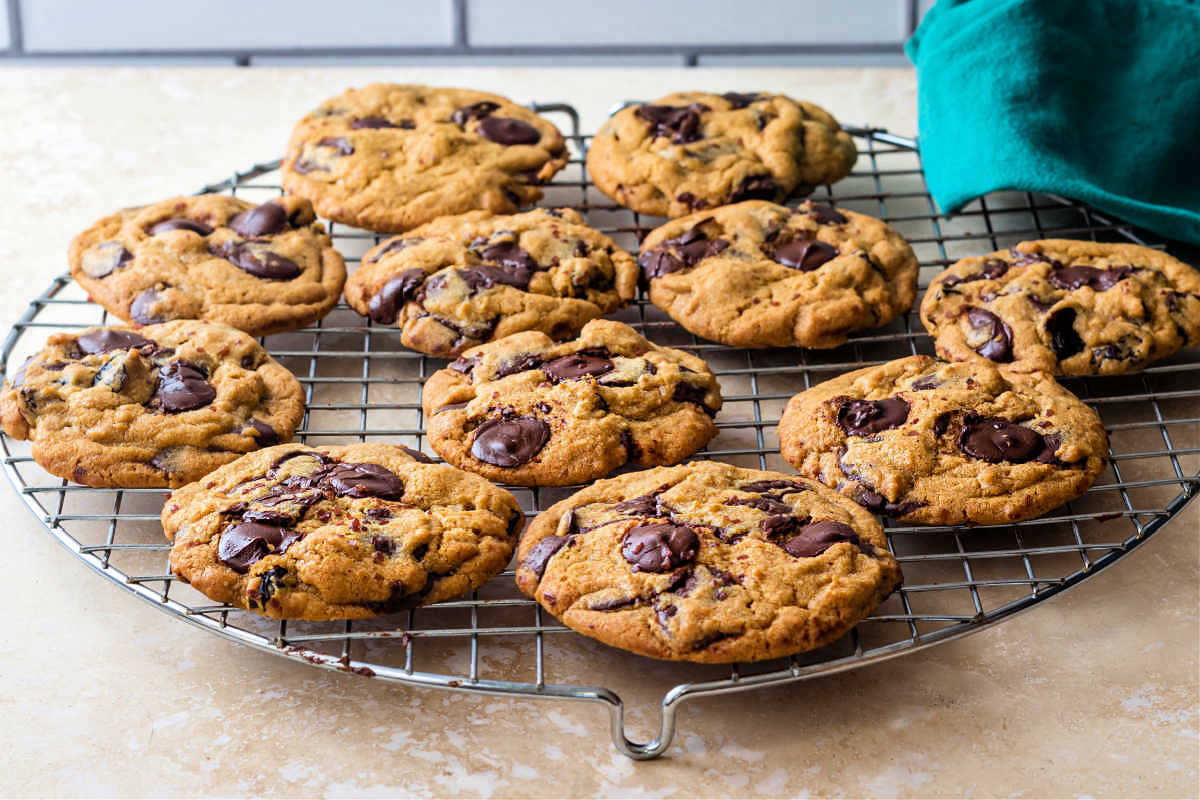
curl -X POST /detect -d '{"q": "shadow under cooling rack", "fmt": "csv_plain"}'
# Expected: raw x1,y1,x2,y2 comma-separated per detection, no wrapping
1,103,1197,759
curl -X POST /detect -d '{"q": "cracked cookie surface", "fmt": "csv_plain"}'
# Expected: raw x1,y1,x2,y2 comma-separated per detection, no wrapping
165,443,523,620
514,461,901,662
281,84,568,233
586,91,856,218
344,208,638,357
778,355,1108,525
423,319,722,486
920,239,1200,375
1,321,304,488
70,194,346,337
638,200,919,348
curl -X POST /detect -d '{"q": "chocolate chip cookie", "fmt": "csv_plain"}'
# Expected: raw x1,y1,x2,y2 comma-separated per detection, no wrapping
70,194,346,337
514,461,901,662
778,355,1108,525
920,240,1200,375
638,200,919,348
586,91,857,218
344,208,639,357
423,319,721,487
281,84,569,233
1,321,304,488
164,443,523,620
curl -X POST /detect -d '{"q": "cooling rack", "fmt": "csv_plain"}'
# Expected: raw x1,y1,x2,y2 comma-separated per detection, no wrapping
2,102,1197,760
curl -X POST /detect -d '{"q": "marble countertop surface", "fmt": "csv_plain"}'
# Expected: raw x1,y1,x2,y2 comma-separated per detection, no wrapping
0,67,1195,798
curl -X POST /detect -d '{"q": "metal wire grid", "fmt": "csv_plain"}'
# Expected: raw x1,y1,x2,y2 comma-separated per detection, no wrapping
2,103,1197,760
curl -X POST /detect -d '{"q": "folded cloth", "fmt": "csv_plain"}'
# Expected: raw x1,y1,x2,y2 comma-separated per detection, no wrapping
906,0,1200,246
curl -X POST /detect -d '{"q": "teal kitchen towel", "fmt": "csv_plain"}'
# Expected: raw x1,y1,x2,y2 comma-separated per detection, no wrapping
906,0,1200,245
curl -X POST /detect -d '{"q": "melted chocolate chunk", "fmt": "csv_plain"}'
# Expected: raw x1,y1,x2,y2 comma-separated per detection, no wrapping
242,508,294,526
227,201,288,237
910,375,941,391
965,307,1014,362
470,416,550,467
621,523,699,573
543,353,614,383
147,218,213,236
129,289,167,324
451,101,500,126
589,595,638,611
761,513,800,539
854,488,923,518
153,361,216,412
76,329,154,355
372,535,395,555
942,258,1008,288
1046,307,1085,359
620,429,638,460
366,507,395,524
478,241,537,270
611,492,674,518
739,479,807,495
252,566,289,608
456,265,533,292
672,383,716,416
368,268,427,324
635,103,709,144
368,238,422,263
321,462,404,499
250,419,280,446
932,411,953,437
399,445,433,464
806,203,848,225
836,396,910,436
726,495,793,515
212,241,302,280
638,225,730,280
350,116,403,129
721,91,762,109
449,356,477,375
729,175,778,203
1049,265,1136,291
476,117,541,145
783,521,864,558
80,242,133,278
523,535,570,581
218,521,302,573
494,353,544,378
958,414,1056,463
317,136,354,155
773,238,838,271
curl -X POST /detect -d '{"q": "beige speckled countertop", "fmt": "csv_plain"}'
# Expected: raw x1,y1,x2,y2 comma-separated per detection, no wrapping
0,68,1196,798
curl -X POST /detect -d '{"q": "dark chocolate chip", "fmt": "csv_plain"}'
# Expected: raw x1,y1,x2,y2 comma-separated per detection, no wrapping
621,523,699,573
451,101,500,126
739,479,807,494
250,419,279,446
470,416,550,467
76,329,154,355
317,136,354,155
543,353,614,383
1049,265,1136,291
350,116,402,129
212,241,302,280
958,414,1055,464
368,268,427,324
761,513,801,539
321,462,404,499
783,521,863,558
218,521,302,573
721,91,762,109
910,375,940,391
933,411,953,437
773,238,838,271
457,265,533,292
806,203,847,225
620,429,638,460
523,535,570,581
227,201,288,237
129,289,167,324
854,488,923,518
153,361,216,412
478,241,537,270
672,383,716,416
589,596,638,611
836,396,910,436
449,356,477,375
399,445,433,463
147,218,213,236
368,238,423,263
637,224,730,281
942,258,1009,288
476,117,541,145
610,493,671,518
241,508,294,526
729,175,778,203
252,566,289,608
366,507,395,523
372,535,395,555
495,354,545,378
726,495,793,515
635,103,709,144
965,307,1014,362
1045,307,1085,359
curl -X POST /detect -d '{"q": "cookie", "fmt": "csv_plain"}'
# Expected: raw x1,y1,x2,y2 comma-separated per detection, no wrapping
513,461,901,662
1,321,304,488
344,208,639,357
164,443,523,620
281,84,569,233
778,355,1108,525
69,194,346,337
586,91,857,218
637,200,919,348
920,239,1200,375
423,319,722,487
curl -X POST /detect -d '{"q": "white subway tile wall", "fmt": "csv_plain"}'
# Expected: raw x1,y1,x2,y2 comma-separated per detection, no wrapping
2,0,934,63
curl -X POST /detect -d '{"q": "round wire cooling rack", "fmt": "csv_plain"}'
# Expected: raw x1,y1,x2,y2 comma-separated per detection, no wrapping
2,102,1198,760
